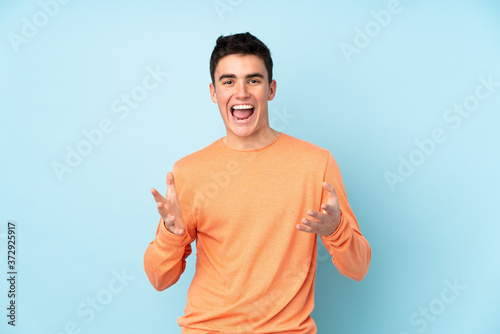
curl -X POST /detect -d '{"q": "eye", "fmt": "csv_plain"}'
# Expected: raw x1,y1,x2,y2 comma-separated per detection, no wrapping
223,80,233,85
249,79,260,84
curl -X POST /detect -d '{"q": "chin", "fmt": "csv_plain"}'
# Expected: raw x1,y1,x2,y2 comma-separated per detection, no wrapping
230,127,256,138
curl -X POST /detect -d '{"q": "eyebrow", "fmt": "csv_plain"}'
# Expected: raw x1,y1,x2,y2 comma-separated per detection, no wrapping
218,73,265,82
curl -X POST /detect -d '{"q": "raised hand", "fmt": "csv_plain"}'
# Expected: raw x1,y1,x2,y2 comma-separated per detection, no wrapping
297,182,341,236
151,172,186,235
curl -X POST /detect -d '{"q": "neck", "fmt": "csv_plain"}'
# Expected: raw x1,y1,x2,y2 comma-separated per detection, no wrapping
223,127,281,151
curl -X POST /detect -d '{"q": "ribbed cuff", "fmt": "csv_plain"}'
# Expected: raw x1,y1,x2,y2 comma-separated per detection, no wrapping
156,219,190,248
321,211,349,244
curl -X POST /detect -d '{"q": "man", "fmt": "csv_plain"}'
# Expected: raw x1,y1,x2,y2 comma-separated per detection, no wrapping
144,32,371,334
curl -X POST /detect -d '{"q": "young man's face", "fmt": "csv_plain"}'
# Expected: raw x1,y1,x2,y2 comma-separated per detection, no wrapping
209,54,276,140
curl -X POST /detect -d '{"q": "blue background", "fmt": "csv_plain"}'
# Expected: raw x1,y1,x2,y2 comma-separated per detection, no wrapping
1,0,499,333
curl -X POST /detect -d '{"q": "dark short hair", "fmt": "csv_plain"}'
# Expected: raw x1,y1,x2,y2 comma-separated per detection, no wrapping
210,32,273,84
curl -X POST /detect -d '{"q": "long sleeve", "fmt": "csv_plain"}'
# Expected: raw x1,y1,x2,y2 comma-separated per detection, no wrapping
320,152,371,281
144,165,197,291
144,135,370,332
144,220,194,291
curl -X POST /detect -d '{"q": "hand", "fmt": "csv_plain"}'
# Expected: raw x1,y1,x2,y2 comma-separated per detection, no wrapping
297,182,341,236
151,172,186,235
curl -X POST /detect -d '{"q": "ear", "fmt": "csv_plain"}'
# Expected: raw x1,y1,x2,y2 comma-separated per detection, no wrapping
209,83,218,103
267,79,277,101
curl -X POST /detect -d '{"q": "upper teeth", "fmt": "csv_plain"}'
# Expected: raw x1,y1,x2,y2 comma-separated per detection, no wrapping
233,105,253,110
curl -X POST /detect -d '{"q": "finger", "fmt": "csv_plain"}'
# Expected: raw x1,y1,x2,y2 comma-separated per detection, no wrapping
320,203,335,216
296,222,321,234
297,218,323,233
166,172,179,200
296,223,316,234
323,182,338,204
166,173,184,219
151,188,166,203
156,201,170,218
165,214,176,224
163,215,184,235
307,209,328,222
163,214,178,229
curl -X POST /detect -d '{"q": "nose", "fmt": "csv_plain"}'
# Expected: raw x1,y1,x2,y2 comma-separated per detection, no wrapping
235,82,250,99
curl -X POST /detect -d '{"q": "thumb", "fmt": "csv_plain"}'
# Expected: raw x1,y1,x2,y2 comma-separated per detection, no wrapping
166,172,178,197
323,182,338,204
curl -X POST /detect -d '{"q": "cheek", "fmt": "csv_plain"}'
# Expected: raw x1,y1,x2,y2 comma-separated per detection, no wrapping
219,107,227,119
219,105,230,122
216,93,231,108
257,90,270,103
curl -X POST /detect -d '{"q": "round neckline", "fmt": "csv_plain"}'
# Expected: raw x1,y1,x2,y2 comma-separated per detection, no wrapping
219,132,285,152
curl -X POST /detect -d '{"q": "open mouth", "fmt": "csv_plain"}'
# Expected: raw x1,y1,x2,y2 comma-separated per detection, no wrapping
231,104,254,122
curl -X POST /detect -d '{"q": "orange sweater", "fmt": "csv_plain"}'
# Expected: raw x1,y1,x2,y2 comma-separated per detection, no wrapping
144,133,371,334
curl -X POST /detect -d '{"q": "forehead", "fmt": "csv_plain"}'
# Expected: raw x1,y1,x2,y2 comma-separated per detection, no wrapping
215,54,267,78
